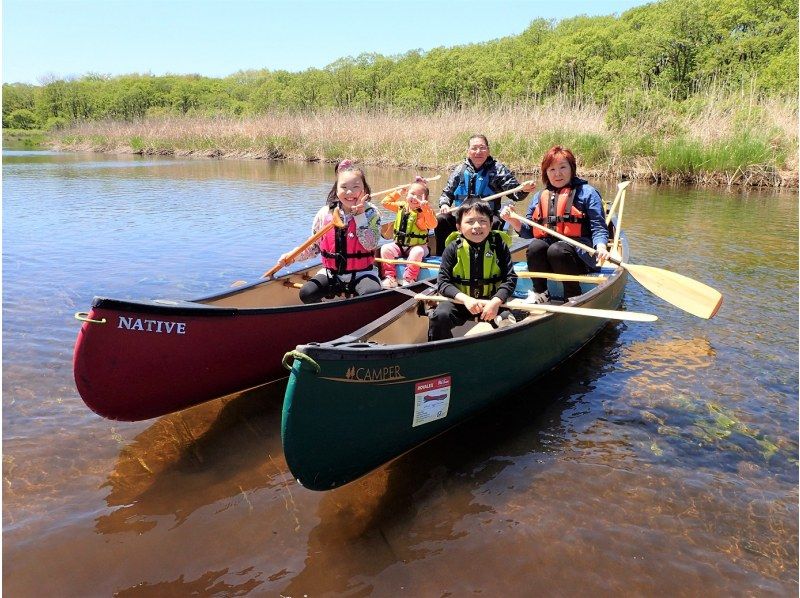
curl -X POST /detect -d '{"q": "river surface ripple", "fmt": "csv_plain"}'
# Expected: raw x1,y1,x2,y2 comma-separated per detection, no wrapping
3,151,797,596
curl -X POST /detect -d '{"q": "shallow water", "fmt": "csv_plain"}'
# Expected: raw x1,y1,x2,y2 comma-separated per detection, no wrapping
3,151,797,595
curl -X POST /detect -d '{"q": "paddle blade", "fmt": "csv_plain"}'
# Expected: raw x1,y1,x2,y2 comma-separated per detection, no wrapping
331,207,345,227
624,263,723,319
380,221,394,239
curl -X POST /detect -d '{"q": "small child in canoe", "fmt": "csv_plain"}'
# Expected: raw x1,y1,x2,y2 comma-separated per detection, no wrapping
279,159,382,303
379,176,438,288
428,201,517,341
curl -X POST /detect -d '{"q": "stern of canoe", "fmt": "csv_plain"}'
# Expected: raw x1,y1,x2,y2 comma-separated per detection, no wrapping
73,289,416,421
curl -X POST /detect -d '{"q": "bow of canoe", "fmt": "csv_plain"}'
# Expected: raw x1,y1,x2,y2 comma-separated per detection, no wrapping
281,244,631,491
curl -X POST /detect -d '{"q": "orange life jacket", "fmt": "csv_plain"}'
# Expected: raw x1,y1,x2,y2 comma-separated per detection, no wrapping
531,188,586,239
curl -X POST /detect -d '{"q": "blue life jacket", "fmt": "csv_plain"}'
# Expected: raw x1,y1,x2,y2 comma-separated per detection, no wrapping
453,169,491,207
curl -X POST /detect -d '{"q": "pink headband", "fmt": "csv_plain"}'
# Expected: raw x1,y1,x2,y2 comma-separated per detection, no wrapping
414,175,428,187
337,159,354,172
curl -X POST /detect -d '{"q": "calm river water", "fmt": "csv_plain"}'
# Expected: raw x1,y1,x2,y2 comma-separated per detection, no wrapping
3,151,798,596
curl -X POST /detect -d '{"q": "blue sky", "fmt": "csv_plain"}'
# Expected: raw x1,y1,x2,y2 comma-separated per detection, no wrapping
3,0,648,84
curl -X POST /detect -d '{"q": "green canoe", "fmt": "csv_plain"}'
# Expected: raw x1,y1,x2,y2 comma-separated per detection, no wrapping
282,241,631,491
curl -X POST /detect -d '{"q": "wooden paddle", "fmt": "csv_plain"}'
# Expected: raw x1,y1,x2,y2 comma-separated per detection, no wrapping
371,175,441,198
444,181,536,214
610,184,626,255
605,181,630,225
261,207,345,278
381,179,534,235
415,294,657,323
376,258,605,284
509,214,723,319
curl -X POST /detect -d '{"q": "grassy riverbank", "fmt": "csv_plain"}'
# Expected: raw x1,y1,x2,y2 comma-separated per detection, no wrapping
3,128,47,149
49,93,797,187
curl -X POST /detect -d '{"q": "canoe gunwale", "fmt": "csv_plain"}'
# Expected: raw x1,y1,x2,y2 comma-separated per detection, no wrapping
84,237,513,317
295,241,628,361
89,282,432,318
89,270,435,317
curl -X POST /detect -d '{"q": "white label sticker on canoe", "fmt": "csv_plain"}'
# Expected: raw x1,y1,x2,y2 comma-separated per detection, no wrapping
412,376,451,427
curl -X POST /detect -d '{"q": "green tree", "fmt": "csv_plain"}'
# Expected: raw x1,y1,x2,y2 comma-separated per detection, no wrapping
4,108,39,129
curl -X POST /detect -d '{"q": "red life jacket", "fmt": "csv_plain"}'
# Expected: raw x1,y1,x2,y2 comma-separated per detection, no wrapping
531,188,586,239
319,214,374,274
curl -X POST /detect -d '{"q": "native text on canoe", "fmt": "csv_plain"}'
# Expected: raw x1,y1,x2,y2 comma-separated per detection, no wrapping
118,316,187,334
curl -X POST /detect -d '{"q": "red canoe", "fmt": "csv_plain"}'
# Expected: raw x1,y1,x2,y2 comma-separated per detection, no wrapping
72,260,438,421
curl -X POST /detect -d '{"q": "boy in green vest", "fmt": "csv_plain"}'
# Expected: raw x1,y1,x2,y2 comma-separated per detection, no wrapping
428,201,517,341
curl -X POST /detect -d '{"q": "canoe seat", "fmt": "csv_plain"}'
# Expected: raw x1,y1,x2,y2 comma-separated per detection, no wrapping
463,321,494,337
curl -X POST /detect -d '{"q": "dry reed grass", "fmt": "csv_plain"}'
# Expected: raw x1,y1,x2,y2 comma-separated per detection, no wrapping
53,95,798,187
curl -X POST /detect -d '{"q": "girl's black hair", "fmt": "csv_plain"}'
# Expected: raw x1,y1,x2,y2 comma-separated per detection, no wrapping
410,178,430,200
327,160,372,206
456,199,493,224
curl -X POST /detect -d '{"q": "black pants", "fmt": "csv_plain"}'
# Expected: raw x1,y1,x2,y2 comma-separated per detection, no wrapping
434,212,505,256
299,271,382,304
526,238,590,299
428,300,513,341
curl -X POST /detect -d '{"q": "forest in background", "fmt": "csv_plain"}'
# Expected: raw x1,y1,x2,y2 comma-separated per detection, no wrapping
3,0,797,185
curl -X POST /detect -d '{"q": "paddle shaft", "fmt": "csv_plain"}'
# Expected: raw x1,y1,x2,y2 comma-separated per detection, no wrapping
372,175,441,198
611,186,626,252
415,294,657,322
445,183,529,214
262,208,343,278
262,222,334,278
375,258,604,283
605,181,630,225
510,215,723,319
513,215,603,257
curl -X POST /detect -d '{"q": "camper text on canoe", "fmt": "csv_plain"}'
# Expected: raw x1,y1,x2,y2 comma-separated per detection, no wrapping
344,365,403,382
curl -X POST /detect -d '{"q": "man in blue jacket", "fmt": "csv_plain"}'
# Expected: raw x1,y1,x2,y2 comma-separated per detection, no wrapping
435,134,535,255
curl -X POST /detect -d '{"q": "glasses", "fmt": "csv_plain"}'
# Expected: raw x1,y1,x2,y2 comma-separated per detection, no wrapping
469,145,488,152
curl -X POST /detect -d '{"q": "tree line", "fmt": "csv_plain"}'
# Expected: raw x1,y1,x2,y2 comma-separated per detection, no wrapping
3,0,797,130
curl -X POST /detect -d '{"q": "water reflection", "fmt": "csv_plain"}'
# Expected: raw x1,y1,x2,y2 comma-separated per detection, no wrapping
1,150,434,194
97,382,288,535
114,568,263,597
282,324,624,595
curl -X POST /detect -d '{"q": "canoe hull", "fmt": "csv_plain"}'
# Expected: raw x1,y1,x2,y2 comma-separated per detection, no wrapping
73,288,422,421
282,267,627,491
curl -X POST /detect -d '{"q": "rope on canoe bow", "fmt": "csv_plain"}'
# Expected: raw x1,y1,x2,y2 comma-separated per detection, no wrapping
282,350,320,375
74,312,107,324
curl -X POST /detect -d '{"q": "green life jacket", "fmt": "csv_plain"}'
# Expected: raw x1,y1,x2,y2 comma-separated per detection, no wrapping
393,208,428,247
445,230,511,298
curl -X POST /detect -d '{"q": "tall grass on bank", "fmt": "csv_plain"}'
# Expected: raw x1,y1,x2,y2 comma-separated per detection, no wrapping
3,128,47,148
51,93,798,187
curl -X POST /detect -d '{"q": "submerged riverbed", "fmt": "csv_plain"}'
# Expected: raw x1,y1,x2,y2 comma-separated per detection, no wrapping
3,151,798,595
